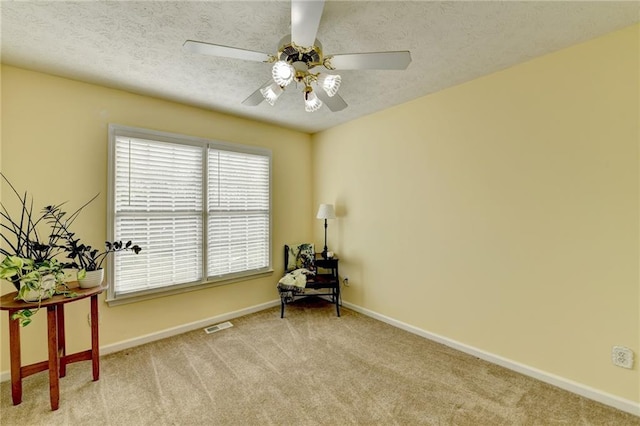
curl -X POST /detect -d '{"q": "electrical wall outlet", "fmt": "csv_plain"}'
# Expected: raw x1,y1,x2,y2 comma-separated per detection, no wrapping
612,346,634,369
343,276,349,286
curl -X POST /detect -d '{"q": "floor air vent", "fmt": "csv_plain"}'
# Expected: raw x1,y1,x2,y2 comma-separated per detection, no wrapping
204,321,233,334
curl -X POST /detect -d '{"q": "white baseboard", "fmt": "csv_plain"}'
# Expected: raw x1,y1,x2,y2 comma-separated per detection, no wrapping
0,299,281,384
342,301,640,417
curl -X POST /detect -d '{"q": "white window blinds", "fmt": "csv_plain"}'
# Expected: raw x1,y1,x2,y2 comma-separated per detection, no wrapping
109,125,271,301
207,149,270,277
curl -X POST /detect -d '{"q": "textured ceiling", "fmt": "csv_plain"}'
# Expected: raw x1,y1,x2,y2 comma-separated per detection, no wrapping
1,1,638,134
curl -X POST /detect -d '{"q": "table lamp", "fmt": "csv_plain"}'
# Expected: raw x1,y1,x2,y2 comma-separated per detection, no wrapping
316,204,336,259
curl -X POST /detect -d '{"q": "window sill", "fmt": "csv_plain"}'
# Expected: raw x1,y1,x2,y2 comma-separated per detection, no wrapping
106,269,274,307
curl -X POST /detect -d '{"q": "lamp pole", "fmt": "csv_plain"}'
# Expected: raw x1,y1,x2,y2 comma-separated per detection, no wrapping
322,218,328,259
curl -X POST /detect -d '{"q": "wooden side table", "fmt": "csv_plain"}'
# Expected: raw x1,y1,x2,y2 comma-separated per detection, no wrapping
314,254,340,317
0,282,104,411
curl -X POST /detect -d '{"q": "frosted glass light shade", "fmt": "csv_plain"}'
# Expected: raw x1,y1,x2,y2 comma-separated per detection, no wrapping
316,204,336,219
272,61,295,86
304,91,323,112
318,74,341,97
260,83,283,106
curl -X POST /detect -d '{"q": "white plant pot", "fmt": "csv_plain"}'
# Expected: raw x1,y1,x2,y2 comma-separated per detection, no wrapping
79,269,104,288
20,274,56,302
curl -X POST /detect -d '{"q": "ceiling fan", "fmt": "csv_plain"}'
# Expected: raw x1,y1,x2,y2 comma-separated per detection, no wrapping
183,0,411,113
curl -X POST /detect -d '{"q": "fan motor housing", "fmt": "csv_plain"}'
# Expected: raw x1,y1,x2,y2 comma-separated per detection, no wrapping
277,35,323,70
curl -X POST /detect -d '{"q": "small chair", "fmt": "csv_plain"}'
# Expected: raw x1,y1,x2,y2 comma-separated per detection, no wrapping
278,244,340,318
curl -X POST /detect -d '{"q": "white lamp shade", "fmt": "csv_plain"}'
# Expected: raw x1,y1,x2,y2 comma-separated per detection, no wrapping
304,90,323,112
318,74,341,97
260,83,283,106
316,204,336,219
272,61,295,87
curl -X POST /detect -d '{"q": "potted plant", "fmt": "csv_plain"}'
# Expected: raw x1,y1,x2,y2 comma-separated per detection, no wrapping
1,173,97,290
0,256,75,326
62,238,142,288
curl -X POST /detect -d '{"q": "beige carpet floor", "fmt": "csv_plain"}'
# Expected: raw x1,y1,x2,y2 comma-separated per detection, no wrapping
1,297,638,425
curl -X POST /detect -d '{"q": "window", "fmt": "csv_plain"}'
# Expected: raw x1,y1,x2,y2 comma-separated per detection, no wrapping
107,125,271,303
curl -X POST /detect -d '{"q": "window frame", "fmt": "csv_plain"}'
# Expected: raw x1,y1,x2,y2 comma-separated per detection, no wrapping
106,124,273,305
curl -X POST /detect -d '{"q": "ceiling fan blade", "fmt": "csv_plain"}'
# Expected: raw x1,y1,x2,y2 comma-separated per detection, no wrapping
316,90,347,112
183,40,271,63
241,80,272,106
328,51,412,70
291,0,325,47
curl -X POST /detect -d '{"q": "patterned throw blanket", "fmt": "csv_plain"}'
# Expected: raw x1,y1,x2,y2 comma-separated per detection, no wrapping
278,243,317,302
277,268,315,302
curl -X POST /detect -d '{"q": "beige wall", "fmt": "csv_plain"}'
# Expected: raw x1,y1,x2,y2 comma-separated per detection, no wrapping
312,25,639,403
0,66,312,370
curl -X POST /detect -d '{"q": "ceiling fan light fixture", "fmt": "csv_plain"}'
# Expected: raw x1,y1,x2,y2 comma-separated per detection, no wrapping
318,73,341,97
272,60,295,86
304,89,323,112
260,82,284,106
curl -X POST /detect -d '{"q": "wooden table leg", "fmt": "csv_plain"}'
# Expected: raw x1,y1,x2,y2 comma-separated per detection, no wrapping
57,304,66,377
46,306,60,411
90,295,100,381
8,309,22,405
